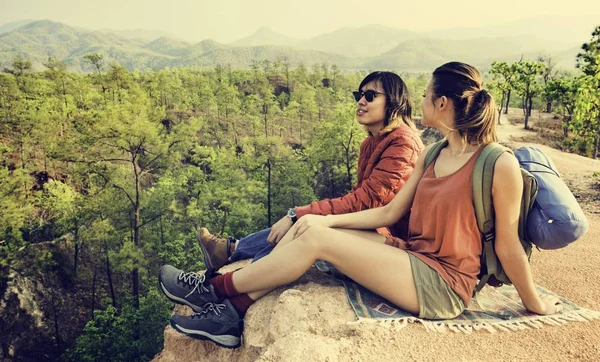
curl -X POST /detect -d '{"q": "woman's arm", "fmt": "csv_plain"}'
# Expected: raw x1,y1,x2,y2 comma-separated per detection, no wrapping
294,143,433,234
295,134,422,217
492,153,562,315
269,134,421,245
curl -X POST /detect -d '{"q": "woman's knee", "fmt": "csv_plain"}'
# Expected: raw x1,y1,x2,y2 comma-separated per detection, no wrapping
295,225,330,250
297,225,343,257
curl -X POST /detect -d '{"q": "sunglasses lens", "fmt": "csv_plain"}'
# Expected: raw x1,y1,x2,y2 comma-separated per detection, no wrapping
353,90,381,102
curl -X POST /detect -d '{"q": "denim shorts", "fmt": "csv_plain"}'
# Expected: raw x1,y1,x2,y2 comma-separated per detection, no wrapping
408,253,466,320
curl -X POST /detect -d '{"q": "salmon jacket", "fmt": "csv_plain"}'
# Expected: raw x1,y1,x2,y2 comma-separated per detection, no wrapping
295,125,424,237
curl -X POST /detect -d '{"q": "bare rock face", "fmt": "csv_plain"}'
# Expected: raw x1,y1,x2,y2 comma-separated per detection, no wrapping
0,238,83,362
0,272,50,360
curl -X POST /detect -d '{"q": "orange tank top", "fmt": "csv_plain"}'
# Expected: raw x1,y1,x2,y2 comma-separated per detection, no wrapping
404,147,483,305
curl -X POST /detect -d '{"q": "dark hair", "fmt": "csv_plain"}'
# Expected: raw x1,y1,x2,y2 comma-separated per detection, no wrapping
358,71,415,133
431,62,497,145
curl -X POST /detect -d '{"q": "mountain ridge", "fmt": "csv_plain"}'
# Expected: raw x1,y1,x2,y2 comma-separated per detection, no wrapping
0,19,588,72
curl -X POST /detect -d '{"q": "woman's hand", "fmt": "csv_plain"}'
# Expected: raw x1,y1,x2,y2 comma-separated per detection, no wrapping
527,294,563,315
293,215,333,238
267,216,294,246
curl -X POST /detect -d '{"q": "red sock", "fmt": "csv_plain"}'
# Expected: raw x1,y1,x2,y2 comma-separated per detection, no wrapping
209,272,238,297
229,294,255,316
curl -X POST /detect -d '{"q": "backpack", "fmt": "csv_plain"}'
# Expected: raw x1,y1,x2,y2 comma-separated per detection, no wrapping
423,140,538,294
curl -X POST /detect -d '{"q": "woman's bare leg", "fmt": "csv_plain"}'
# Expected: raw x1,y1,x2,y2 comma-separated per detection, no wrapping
238,225,418,314
246,225,386,299
244,223,305,299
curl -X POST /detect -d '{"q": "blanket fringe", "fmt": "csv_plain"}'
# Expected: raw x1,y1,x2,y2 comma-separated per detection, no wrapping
347,309,600,334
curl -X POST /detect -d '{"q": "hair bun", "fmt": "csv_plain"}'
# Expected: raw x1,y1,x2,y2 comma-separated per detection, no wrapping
473,88,487,101
460,87,482,102
432,61,498,145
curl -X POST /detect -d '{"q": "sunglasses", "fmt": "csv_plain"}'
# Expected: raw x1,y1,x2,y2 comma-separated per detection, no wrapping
353,90,385,102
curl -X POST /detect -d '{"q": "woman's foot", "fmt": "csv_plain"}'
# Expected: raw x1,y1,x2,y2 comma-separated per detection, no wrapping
169,299,243,349
197,227,232,270
158,265,221,312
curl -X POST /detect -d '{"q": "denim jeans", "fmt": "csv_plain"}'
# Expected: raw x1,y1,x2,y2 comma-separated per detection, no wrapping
229,228,274,263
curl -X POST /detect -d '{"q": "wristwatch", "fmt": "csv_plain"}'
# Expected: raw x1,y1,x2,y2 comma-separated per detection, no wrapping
287,208,298,223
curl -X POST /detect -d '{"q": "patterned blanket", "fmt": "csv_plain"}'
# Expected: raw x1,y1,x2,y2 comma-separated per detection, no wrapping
315,261,600,333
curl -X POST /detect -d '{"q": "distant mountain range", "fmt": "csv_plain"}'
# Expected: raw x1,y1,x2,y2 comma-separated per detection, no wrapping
425,15,598,46
0,17,596,72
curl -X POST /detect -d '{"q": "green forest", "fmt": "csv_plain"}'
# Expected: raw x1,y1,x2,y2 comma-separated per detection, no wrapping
0,25,598,362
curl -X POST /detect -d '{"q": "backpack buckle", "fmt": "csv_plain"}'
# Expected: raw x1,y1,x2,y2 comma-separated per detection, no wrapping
483,232,494,243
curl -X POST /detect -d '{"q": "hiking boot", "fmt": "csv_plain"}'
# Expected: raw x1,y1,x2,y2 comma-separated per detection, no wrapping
170,298,243,349
158,264,221,312
197,227,232,271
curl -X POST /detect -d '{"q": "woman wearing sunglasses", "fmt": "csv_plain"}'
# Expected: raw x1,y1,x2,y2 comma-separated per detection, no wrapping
159,71,425,347
180,72,425,268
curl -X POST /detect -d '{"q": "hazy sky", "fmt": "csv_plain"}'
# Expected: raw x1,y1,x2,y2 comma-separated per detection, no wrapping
1,0,599,43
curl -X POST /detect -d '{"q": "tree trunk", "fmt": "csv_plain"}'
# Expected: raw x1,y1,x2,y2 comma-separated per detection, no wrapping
132,156,141,310
105,244,117,309
91,266,97,319
267,159,272,226
504,89,511,114
263,103,268,138
498,93,506,125
346,150,352,188
546,101,552,113
594,132,600,159
132,154,142,351
497,106,503,125
345,130,354,187
132,259,139,311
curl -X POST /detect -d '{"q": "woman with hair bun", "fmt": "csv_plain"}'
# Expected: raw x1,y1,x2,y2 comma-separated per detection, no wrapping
159,63,562,348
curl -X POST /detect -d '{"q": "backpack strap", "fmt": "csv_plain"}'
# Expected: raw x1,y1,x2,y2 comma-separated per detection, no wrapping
423,139,448,171
472,143,510,293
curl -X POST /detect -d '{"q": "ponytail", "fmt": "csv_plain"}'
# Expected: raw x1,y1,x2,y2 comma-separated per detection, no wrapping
432,62,498,146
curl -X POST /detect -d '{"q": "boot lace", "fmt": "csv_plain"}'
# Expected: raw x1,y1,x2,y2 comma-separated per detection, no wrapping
177,271,210,298
191,302,227,319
